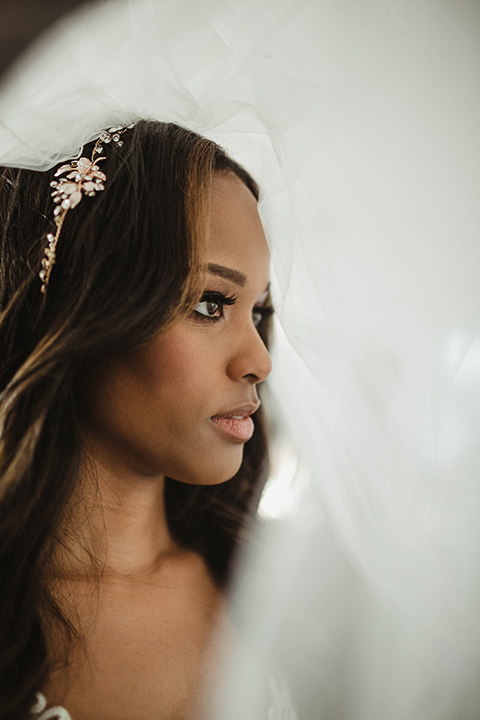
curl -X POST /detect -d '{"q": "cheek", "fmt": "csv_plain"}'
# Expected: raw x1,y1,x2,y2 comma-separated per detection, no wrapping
83,327,242,484
135,329,211,410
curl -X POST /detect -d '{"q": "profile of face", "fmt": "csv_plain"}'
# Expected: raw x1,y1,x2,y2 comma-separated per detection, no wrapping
84,172,272,485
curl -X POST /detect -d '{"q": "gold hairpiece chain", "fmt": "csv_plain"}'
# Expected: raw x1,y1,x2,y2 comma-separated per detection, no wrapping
39,123,135,294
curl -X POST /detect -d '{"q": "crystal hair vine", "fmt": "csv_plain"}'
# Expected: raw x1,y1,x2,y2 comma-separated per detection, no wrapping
39,123,135,294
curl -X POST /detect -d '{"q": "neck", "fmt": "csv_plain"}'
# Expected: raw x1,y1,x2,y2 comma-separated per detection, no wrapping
55,434,179,580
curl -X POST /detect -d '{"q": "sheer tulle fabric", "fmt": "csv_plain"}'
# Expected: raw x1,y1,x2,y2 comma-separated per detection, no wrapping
1,1,479,718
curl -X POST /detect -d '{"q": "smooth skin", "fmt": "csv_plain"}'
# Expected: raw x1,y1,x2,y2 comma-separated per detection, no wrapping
45,172,272,720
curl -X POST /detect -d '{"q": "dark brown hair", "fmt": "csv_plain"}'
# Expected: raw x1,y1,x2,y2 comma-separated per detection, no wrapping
0,120,271,719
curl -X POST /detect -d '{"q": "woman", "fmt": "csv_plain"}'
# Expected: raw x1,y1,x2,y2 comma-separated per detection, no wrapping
3,1,480,718
0,120,275,719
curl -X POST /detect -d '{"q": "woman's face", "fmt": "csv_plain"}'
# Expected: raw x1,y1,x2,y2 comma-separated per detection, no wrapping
85,172,272,485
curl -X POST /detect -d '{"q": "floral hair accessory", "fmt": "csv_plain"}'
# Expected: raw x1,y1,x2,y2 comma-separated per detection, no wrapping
39,123,135,294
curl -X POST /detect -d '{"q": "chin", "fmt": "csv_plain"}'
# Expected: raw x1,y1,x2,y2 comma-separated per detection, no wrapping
169,447,244,486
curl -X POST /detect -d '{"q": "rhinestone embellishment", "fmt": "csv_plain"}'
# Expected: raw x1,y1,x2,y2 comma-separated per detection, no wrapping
39,123,135,294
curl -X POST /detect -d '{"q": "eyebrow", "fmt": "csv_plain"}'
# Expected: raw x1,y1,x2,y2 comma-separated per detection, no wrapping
207,263,248,287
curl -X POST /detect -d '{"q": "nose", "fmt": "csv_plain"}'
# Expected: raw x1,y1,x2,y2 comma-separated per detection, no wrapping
227,324,272,385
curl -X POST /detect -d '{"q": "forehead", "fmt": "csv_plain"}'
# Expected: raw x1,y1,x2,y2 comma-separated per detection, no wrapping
207,172,270,274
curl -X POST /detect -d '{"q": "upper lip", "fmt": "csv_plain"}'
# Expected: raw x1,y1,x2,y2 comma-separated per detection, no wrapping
211,401,261,419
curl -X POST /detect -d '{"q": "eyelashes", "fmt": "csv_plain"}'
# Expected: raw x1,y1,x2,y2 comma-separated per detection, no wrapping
194,291,237,322
193,290,274,327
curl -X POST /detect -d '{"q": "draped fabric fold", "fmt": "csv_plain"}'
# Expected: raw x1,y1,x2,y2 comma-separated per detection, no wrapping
1,1,479,717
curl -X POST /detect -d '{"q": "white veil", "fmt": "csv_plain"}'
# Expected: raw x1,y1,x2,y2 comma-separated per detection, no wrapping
1,1,479,718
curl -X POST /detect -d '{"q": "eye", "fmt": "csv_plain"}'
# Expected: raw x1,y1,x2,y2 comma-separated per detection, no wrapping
196,298,221,319
194,291,237,322
252,305,274,328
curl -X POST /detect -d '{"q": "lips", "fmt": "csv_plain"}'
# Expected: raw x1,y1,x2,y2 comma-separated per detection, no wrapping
210,402,260,442
212,403,260,419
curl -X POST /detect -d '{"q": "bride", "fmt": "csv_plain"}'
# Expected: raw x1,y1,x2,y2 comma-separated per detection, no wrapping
0,120,275,719
2,0,480,718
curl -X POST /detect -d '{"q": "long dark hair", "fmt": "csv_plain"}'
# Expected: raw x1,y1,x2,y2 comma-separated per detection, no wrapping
0,121,271,719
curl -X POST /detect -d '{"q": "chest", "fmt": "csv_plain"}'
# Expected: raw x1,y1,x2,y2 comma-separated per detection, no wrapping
44,573,229,720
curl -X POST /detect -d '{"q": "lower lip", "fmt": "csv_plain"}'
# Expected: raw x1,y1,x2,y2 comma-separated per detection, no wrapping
210,415,255,442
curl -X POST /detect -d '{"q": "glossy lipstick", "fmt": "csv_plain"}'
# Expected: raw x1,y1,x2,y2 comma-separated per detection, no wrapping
210,404,259,442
